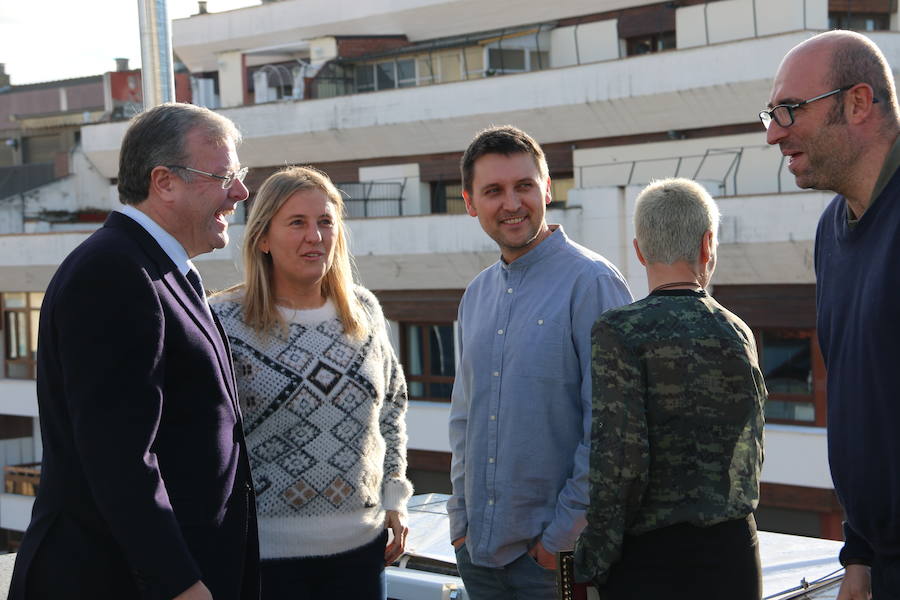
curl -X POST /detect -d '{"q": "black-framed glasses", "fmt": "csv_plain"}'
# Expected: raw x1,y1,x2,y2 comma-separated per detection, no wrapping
166,165,249,189
758,84,877,130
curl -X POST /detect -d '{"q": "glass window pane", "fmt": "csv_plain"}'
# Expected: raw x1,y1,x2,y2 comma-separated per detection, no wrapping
376,61,396,90
406,325,423,376
30,310,40,356
762,331,812,395
409,381,425,398
429,382,453,399
5,312,19,359
529,50,548,71
355,65,375,92
28,292,44,309
15,312,27,359
488,48,525,71
397,59,416,87
4,293,26,309
765,399,815,423
6,362,31,379
429,324,455,377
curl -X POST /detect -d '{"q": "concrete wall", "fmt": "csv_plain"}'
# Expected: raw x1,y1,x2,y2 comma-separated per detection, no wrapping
550,19,619,68
218,51,245,109
677,0,828,49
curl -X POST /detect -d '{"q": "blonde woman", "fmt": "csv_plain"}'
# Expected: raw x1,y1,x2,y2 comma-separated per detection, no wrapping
211,166,411,600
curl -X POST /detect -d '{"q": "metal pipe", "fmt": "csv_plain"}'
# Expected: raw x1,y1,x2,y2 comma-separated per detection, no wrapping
138,0,176,108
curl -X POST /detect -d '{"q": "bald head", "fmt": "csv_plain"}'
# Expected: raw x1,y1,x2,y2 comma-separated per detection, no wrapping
782,31,899,125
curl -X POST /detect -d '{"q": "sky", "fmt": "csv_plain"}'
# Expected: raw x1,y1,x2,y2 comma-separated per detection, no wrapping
0,0,261,86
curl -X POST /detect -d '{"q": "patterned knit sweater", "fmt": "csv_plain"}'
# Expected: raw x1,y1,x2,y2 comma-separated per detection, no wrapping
212,287,412,559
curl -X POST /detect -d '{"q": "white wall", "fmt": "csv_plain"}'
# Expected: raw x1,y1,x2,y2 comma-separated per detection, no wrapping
0,494,34,532
550,20,619,68
218,51,245,109
677,0,828,49
762,425,832,489
0,381,38,417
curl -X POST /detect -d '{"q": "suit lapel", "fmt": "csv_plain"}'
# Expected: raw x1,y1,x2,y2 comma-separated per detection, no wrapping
104,212,241,415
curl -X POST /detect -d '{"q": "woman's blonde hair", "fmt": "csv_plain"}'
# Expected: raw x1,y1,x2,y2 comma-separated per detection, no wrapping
227,165,366,338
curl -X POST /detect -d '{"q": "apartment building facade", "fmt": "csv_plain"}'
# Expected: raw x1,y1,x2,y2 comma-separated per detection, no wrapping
2,0,897,546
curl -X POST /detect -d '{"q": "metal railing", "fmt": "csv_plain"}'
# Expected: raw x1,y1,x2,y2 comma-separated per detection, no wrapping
338,180,406,218
576,145,795,197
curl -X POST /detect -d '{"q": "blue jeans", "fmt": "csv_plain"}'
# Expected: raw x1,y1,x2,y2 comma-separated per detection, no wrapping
455,542,557,600
260,529,387,600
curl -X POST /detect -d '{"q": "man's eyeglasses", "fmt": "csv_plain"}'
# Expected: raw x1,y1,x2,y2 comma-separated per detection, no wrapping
166,165,249,189
758,84,878,130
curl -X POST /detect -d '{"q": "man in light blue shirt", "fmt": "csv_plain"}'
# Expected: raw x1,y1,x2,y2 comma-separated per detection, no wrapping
448,125,632,599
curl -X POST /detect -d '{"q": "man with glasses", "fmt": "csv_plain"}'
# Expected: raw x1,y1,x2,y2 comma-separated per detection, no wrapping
9,103,259,600
763,31,900,600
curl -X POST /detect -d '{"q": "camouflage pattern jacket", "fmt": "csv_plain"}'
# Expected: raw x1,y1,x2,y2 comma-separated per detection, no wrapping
574,289,766,583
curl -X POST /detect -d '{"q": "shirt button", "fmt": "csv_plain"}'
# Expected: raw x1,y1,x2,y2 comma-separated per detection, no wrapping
497,329,504,335
488,457,495,463
493,371,500,377
537,319,544,325
488,498,494,505
490,415,497,420
507,288,513,294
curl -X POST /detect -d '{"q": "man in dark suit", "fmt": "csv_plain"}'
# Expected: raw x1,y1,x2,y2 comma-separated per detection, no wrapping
9,103,259,600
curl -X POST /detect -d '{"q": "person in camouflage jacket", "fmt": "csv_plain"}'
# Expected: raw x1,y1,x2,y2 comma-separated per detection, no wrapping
574,178,766,600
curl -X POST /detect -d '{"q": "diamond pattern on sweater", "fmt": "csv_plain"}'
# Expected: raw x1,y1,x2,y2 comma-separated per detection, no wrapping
278,449,317,478
285,422,320,448
331,415,363,444
324,339,356,369
277,344,314,373
328,445,359,471
308,361,341,394
253,435,293,462
332,379,368,413
283,479,318,509
323,476,355,507
285,384,322,419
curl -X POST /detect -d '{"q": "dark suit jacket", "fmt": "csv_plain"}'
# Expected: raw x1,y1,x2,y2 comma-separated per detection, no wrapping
8,211,260,600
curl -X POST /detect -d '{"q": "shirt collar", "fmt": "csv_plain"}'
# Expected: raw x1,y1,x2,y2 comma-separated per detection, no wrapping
501,224,566,271
119,204,193,276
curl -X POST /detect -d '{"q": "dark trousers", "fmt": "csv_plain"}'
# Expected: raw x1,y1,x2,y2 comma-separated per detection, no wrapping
260,529,388,600
600,514,761,600
873,554,900,599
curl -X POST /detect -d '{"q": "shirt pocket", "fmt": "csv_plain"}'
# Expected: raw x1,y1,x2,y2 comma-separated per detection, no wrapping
508,316,567,379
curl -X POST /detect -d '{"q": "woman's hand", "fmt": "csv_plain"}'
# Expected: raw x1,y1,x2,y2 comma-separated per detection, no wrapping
384,510,409,565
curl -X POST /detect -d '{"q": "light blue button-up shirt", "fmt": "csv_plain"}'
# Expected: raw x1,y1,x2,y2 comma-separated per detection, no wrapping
448,226,632,568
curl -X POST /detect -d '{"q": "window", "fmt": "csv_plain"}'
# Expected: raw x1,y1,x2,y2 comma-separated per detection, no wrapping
431,182,466,214
401,322,456,401
488,48,526,74
756,329,825,426
355,59,418,93
626,31,676,56
3,292,43,379
828,12,889,31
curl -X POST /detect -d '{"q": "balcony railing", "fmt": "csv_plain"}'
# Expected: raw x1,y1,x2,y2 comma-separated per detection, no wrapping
576,145,800,197
4,463,40,497
339,181,406,218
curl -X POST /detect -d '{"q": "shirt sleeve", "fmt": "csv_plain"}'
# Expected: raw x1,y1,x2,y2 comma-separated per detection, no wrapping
839,521,874,567
541,272,634,553
574,319,649,583
447,303,468,543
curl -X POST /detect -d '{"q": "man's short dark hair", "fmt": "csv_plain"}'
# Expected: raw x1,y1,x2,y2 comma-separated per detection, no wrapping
117,102,242,205
460,125,549,194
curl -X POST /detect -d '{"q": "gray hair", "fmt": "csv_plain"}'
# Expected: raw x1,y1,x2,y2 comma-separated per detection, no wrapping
117,102,242,205
633,178,720,265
